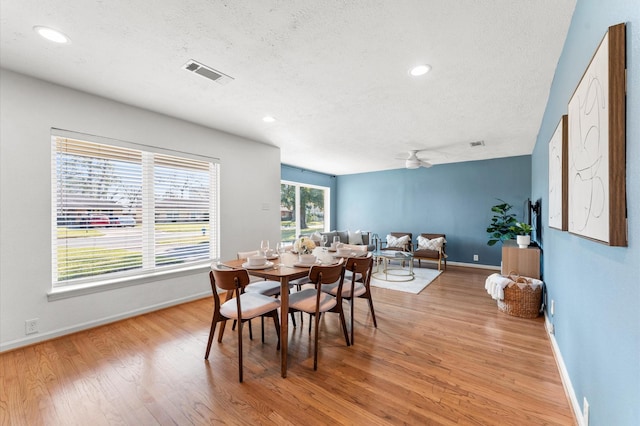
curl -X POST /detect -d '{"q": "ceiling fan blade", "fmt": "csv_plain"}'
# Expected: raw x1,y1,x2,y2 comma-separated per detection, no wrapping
420,160,433,168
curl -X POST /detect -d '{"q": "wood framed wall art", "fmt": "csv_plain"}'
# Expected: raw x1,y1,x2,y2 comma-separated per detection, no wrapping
567,23,627,246
549,115,568,231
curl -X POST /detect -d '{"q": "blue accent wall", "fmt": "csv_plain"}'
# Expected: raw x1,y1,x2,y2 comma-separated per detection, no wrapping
532,1,639,424
335,156,531,266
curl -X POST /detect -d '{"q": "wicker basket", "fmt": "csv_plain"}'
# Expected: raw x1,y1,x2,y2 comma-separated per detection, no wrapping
497,274,542,318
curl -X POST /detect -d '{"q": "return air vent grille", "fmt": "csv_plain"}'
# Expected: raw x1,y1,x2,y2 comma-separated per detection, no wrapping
470,140,485,147
182,60,234,85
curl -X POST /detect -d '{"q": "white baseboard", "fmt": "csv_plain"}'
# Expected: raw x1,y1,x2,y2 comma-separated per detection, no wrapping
0,291,210,353
545,313,584,426
447,260,500,270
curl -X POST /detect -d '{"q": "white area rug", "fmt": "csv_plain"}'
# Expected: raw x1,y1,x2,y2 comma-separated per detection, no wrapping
370,266,442,294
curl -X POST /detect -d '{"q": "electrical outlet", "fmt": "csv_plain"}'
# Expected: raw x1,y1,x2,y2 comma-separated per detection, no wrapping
551,299,555,316
25,318,39,335
583,397,590,425
473,254,479,261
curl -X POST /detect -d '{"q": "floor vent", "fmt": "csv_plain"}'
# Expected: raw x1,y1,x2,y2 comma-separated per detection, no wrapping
182,60,234,85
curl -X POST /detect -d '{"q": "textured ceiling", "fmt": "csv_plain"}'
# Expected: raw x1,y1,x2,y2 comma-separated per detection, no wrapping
0,0,576,175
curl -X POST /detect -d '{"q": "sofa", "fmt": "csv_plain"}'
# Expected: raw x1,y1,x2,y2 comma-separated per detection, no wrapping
304,230,376,251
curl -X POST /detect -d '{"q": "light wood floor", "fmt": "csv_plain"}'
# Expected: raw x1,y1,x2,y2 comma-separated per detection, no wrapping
0,265,576,425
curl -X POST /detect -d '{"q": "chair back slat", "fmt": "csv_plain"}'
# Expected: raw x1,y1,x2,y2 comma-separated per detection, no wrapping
212,268,251,291
345,252,373,274
309,258,345,284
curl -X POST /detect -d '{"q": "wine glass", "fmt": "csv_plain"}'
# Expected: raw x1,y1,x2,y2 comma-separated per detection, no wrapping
276,241,286,267
320,234,328,250
332,236,340,249
260,240,270,258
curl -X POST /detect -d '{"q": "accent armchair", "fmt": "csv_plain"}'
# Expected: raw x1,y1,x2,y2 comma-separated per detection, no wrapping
413,233,447,271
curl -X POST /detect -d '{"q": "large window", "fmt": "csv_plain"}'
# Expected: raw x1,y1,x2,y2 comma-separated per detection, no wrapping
51,130,218,288
280,181,329,241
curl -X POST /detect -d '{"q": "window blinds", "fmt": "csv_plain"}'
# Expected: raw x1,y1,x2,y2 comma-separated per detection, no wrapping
51,131,217,286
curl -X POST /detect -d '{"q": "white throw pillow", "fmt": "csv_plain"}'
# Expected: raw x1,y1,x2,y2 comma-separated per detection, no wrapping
418,236,445,251
310,231,322,243
386,234,410,248
348,230,363,245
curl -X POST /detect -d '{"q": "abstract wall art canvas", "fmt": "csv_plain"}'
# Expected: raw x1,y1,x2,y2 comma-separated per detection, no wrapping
567,23,627,246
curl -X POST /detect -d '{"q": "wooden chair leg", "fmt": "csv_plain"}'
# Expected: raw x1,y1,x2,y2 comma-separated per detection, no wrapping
205,318,218,359
270,311,281,350
339,309,350,347
261,316,265,343
313,311,320,371
217,319,227,343
367,296,378,328
237,320,243,383
350,298,355,345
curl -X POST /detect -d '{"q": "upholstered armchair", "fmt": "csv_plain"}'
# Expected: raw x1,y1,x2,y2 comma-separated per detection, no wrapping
413,233,447,271
380,232,413,252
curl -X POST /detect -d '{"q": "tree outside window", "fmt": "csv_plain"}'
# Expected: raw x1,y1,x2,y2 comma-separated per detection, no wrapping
280,181,328,241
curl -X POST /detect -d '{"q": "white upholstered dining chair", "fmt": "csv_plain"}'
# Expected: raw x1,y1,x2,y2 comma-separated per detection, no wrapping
323,253,376,344
287,258,349,370
204,267,281,382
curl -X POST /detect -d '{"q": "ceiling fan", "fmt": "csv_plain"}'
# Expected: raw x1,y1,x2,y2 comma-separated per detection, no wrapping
402,150,432,169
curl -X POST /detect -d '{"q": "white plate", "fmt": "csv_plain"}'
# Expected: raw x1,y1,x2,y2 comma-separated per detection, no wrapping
241,261,274,270
293,261,321,267
266,255,279,260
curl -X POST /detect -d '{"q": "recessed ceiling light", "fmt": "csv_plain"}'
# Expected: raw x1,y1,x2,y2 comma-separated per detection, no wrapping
262,116,276,123
33,26,70,44
409,64,431,76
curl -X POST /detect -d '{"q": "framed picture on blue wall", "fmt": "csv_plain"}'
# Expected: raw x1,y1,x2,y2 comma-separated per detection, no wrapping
567,23,627,246
549,115,568,231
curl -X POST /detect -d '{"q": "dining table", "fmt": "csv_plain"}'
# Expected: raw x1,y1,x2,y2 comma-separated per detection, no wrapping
221,251,321,378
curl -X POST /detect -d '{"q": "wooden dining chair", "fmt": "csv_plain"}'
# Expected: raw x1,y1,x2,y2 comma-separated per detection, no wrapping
323,253,376,344
204,268,281,382
237,250,298,331
287,259,349,371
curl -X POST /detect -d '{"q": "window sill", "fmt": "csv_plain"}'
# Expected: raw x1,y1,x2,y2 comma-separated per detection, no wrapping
47,262,211,301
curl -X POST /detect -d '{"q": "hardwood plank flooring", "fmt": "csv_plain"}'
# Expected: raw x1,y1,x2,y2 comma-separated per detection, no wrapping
0,266,576,425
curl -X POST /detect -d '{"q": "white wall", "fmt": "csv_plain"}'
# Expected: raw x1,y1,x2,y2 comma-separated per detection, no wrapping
0,69,282,351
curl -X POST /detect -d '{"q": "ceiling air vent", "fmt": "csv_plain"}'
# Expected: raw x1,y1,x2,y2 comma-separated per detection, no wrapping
182,60,234,85
470,140,485,147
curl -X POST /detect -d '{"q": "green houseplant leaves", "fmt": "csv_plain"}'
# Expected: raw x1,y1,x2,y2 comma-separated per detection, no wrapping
486,200,517,246
510,222,532,236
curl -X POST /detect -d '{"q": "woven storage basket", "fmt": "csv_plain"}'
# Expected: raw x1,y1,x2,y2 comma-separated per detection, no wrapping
497,274,542,318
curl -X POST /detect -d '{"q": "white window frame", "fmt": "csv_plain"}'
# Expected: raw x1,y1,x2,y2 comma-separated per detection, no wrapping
280,180,330,240
49,129,220,300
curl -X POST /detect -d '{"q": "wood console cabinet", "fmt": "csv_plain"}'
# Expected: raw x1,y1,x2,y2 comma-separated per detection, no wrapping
501,240,540,279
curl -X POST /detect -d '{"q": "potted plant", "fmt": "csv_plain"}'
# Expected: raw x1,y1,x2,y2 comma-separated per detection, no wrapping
486,200,518,246
511,222,533,248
